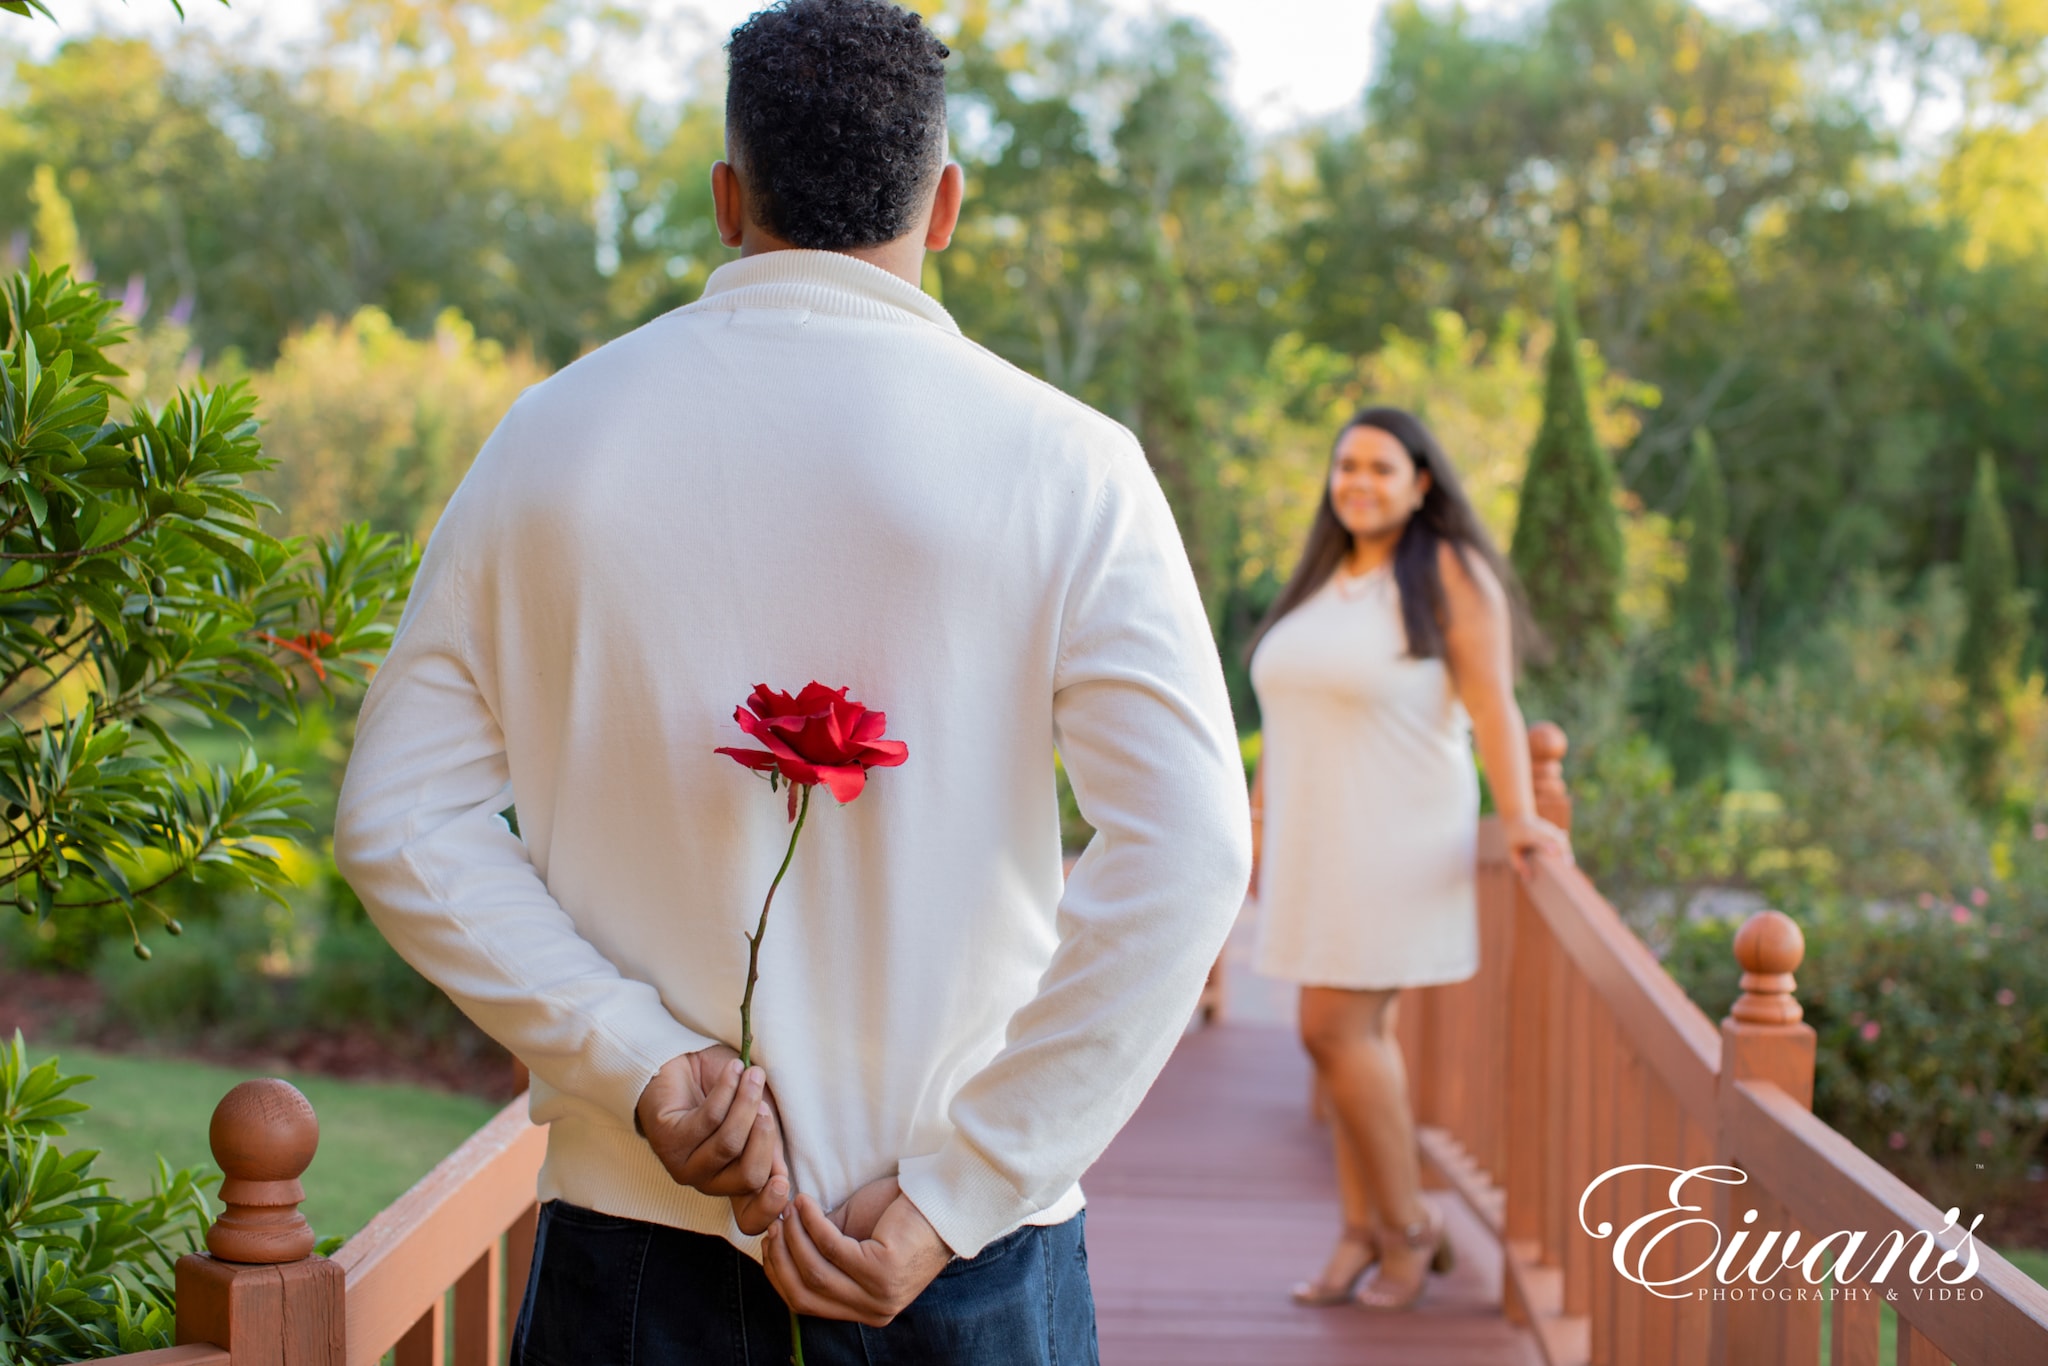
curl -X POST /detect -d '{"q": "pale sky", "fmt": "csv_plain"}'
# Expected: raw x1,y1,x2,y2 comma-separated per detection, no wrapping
19,0,1394,132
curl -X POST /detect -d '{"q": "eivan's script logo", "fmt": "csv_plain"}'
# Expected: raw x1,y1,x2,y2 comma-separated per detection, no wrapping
1580,1165,1983,1301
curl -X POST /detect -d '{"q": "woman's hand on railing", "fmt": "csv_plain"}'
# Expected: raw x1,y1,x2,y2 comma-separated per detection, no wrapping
636,1045,792,1234
1500,811,1572,881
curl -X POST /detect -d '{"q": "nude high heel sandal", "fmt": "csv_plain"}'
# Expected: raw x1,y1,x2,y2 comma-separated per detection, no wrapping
1355,1207,1453,1311
1289,1224,1380,1306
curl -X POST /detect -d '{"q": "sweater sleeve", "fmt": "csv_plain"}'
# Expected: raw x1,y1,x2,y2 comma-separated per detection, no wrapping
895,439,1252,1258
332,456,716,1129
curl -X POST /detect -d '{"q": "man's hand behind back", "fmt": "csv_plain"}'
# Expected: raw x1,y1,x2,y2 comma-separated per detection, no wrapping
637,1045,790,1235
762,1176,954,1326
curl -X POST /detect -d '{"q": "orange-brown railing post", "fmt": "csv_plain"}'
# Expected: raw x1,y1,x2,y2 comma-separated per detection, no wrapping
1528,722,1571,834
176,1079,345,1365
1709,911,1819,1366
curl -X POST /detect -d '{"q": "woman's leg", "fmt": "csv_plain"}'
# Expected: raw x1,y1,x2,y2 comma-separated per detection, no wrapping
1299,987,1434,1291
1290,1073,1381,1301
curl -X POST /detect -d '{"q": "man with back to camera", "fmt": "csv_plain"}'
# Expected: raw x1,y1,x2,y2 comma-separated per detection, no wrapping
331,0,1250,1360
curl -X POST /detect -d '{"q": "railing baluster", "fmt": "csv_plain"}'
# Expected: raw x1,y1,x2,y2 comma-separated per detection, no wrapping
1640,1081,1681,1364
1589,999,1618,1366
503,1202,540,1354
1613,1044,1649,1364
453,1244,501,1366
1831,1286,1880,1366
1676,1108,1713,1366
1564,973,1594,1319
1503,879,1548,1256
395,1295,447,1366
1543,921,1572,1272
1896,1322,1951,1365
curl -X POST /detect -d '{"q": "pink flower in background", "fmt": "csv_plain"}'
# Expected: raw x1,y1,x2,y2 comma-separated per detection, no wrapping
2033,823,2047,841
1951,905,1972,925
1917,892,1935,909
1860,1021,1881,1042
1889,1132,1907,1150
1979,1131,1997,1149
1997,989,2017,1007
1970,887,1989,907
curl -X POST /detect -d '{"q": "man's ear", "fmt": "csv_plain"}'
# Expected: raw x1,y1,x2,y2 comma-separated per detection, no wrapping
923,163,965,251
712,160,746,249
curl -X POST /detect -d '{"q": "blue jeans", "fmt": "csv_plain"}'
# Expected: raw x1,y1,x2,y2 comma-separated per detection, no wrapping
510,1200,1100,1366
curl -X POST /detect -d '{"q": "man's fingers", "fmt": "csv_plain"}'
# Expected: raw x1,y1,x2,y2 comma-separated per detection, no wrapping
685,1066,766,1184
730,1166,791,1235
797,1191,887,1295
663,1057,740,1145
763,1202,878,1321
733,1101,781,1189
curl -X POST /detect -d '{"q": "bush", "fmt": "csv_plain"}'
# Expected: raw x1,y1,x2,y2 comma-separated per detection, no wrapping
1664,890,2048,1185
0,1032,214,1363
91,907,284,1042
295,911,467,1041
1701,573,1988,903
248,307,548,543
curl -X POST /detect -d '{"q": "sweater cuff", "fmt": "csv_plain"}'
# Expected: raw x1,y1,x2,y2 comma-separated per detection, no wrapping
578,1008,721,1130
895,1136,1038,1260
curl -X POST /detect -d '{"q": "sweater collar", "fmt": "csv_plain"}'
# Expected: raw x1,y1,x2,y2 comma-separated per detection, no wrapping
692,249,961,335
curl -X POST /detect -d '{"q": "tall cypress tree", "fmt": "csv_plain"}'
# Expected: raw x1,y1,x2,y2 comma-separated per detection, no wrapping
1957,452,2028,812
1511,277,1625,708
1662,428,1737,784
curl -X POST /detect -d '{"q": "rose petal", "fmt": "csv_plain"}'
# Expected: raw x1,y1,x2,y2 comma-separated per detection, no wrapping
745,683,798,718
714,746,782,773
814,764,869,803
857,738,908,768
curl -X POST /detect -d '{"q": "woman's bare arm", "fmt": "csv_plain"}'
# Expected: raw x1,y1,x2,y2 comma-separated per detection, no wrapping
1437,543,1570,877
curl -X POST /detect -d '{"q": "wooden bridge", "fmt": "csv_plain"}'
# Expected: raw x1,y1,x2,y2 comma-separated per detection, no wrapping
105,728,2048,1366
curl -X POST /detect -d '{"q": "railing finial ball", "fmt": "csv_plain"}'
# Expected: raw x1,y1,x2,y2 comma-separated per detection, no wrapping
1730,909,1805,1026
1527,721,1568,763
205,1078,320,1264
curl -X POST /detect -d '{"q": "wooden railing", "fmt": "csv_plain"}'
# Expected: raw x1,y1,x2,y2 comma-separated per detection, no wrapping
100,1080,544,1366
1400,723,2048,1366
92,722,2048,1366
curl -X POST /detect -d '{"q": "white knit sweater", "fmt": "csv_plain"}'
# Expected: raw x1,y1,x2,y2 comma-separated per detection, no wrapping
333,249,1250,1261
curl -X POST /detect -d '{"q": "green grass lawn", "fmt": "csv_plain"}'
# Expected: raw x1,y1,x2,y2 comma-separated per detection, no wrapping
34,1041,502,1245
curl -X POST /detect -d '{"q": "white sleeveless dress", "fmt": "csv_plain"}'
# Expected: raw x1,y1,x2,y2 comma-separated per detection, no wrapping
1249,564,1479,989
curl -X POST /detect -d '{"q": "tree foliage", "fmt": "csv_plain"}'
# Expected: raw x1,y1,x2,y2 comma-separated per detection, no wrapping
1651,428,1736,784
1511,279,1626,711
1956,452,2029,811
0,262,414,951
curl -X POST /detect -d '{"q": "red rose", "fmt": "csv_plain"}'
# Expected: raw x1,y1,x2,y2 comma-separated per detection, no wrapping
715,681,908,814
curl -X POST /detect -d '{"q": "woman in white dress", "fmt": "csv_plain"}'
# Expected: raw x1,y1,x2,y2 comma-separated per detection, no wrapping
1247,406,1569,1311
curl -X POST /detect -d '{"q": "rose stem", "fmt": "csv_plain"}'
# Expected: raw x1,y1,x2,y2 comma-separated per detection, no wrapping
735,783,812,1364
740,782,811,1068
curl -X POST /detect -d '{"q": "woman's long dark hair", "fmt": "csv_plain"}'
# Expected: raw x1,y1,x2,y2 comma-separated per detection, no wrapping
1246,406,1540,671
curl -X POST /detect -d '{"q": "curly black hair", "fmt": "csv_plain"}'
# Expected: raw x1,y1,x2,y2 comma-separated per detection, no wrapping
725,0,951,251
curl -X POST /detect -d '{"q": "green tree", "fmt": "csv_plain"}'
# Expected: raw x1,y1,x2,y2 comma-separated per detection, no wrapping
0,262,413,953
1956,452,2029,812
1653,427,1735,784
1511,278,1625,711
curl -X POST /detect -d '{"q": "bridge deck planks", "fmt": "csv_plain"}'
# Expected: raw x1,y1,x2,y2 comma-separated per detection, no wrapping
1085,1016,1541,1366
